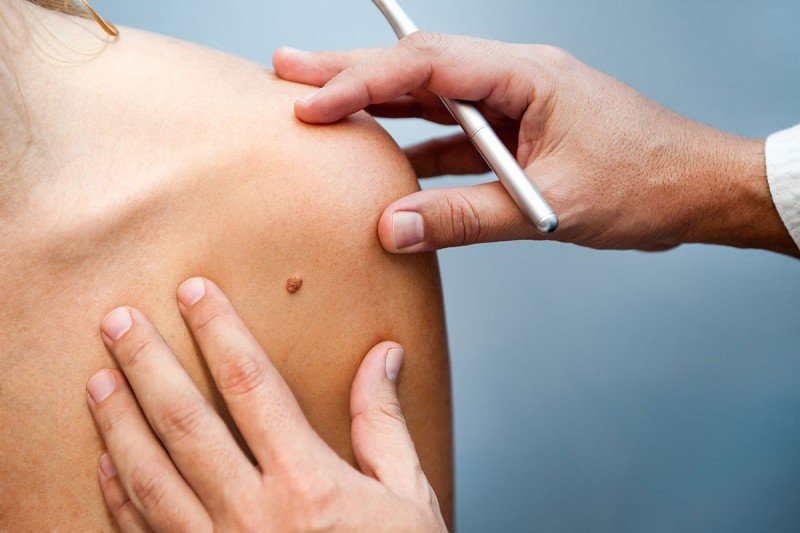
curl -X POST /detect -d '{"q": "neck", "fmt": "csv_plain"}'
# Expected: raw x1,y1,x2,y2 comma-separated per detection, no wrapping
0,0,110,204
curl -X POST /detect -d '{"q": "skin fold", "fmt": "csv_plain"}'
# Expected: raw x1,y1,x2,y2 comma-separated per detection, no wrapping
0,4,452,530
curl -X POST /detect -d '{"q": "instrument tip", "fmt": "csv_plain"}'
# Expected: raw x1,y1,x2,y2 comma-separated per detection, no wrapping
536,214,559,234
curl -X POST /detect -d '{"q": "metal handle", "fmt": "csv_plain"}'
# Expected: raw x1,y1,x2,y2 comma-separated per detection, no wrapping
372,0,558,234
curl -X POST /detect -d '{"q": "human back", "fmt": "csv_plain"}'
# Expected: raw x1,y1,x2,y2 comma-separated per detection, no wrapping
0,4,452,529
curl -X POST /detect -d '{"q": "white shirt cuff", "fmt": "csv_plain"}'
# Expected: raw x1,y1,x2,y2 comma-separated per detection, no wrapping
766,125,800,251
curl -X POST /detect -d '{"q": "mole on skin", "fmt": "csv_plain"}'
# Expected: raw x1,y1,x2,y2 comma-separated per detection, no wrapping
285,275,303,294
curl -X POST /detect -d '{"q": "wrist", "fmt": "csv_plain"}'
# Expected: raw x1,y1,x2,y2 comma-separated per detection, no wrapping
680,133,798,256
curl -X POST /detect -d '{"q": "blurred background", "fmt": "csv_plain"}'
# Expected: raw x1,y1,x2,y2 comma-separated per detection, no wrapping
103,1,800,531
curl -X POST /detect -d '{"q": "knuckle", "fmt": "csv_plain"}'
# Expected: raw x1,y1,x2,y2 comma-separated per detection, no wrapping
332,65,364,89
376,398,406,426
96,402,127,435
116,332,156,368
216,353,268,398
534,44,573,65
374,460,430,508
271,462,364,531
282,464,339,518
339,46,369,65
336,65,376,105
402,31,447,55
129,463,169,514
336,64,358,80
231,515,264,533
437,190,484,246
285,470,320,502
111,495,135,516
227,496,268,533
346,67,375,105
352,399,408,436
190,297,229,336
157,399,206,444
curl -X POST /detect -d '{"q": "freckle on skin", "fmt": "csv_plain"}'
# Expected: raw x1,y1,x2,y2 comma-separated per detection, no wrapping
285,275,303,294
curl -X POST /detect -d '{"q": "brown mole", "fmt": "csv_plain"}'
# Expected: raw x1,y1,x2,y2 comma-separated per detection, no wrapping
285,274,303,294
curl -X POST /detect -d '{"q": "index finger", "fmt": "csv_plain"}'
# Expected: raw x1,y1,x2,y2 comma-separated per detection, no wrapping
175,278,328,470
99,307,260,514
274,33,539,124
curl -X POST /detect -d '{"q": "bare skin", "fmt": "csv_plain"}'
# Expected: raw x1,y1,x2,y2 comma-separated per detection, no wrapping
87,279,446,531
273,32,797,257
80,22,799,533
0,4,451,530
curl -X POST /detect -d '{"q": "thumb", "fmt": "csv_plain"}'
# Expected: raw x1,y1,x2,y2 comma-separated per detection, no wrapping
379,181,541,253
350,342,434,506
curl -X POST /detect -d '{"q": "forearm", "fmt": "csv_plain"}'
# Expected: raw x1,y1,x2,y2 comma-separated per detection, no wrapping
681,132,798,257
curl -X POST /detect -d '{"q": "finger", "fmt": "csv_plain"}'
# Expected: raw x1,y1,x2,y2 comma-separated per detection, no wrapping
405,133,489,177
97,453,152,533
366,91,519,129
273,45,371,87
100,307,260,512
366,92,456,125
366,96,423,119
283,33,537,124
87,370,211,531
404,130,519,178
175,278,326,470
377,180,543,253
350,342,434,507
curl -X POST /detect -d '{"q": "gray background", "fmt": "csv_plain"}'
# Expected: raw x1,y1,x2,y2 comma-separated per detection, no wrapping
102,1,800,531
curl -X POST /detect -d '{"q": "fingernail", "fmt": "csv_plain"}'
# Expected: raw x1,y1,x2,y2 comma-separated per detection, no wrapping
101,308,132,341
87,371,117,404
279,45,307,57
392,211,424,251
178,277,205,307
299,88,322,103
385,348,405,382
99,453,118,479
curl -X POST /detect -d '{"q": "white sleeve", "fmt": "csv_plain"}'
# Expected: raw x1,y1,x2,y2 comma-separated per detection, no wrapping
766,124,800,251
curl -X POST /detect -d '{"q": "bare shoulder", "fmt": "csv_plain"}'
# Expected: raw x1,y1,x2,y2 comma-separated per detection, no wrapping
0,22,452,530
97,25,419,237
121,28,455,523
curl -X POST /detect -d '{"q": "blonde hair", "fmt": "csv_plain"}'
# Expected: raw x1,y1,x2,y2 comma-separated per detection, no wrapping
26,1,85,16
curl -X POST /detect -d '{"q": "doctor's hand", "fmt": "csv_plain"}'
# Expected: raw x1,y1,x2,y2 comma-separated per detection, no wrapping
86,278,445,532
273,33,796,256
